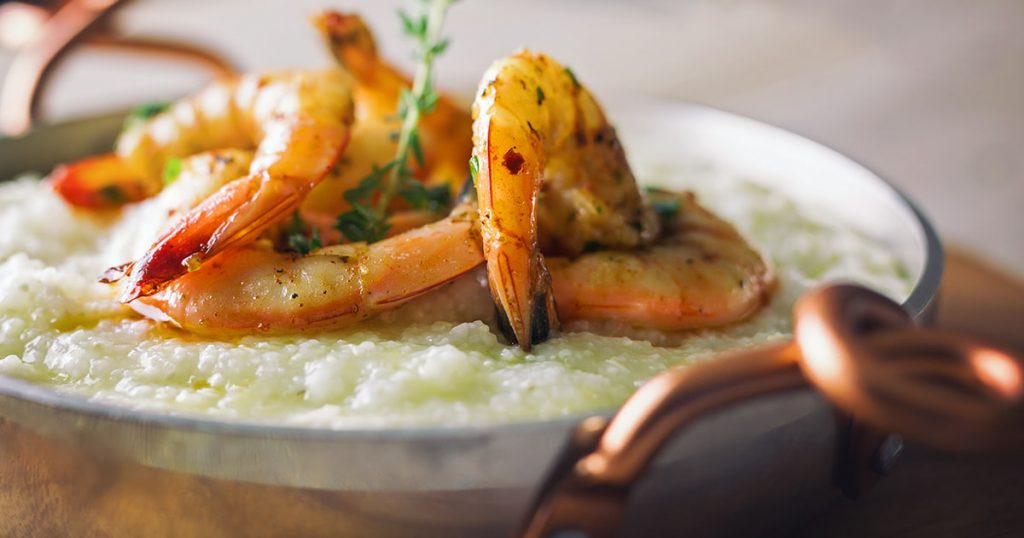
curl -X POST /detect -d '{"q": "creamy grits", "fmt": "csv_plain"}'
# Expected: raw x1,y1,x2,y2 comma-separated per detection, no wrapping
0,164,912,428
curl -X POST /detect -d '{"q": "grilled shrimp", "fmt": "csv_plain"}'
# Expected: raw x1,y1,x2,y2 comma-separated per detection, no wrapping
72,37,771,341
301,10,472,216
131,203,484,334
129,190,771,337
111,69,356,302
120,150,770,335
472,50,657,348
548,190,775,330
53,12,468,218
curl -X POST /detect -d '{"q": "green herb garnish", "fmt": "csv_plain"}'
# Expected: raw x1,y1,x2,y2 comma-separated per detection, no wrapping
563,67,580,89
335,162,392,242
400,182,451,213
285,213,323,255
334,0,457,243
132,101,170,121
651,198,681,218
162,157,182,186
122,101,170,132
288,227,322,255
468,154,480,185
536,86,545,105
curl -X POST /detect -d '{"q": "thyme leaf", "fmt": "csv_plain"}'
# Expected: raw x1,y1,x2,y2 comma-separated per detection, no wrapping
162,157,182,186
563,66,580,89
334,163,394,242
122,101,171,133
285,213,324,255
468,154,480,185
336,0,458,243
399,180,451,212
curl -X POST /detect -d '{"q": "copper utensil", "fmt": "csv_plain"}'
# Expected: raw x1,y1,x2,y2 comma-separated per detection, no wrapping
0,0,235,137
519,284,1024,538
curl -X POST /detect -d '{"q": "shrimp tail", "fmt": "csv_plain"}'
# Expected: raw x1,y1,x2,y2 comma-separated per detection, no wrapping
118,168,321,301
311,9,473,197
99,261,134,284
111,69,355,301
132,202,485,334
49,153,155,209
479,216,562,350
310,10,379,80
493,270,559,348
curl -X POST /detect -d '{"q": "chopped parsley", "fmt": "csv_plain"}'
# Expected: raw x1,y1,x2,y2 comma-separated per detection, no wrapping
162,157,182,185
651,198,681,218
563,66,580,89
131,101,170,121
468,154,480,185
122,101,170,132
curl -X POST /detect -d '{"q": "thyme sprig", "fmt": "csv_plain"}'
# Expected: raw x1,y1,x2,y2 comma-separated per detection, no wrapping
285,212,323,255
332,0,457,244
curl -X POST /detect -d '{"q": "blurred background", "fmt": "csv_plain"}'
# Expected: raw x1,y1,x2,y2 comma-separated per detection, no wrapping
1,0,1022,274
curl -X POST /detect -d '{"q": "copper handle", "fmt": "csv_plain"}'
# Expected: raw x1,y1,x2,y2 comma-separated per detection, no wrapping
0,0,236,137
794,286,1023,452
518,284,1024,538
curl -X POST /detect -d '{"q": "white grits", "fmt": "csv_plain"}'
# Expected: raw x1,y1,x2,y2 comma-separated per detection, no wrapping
0,164,912,428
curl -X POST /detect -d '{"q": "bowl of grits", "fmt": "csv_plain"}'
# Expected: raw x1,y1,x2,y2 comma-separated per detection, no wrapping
0,94,941,536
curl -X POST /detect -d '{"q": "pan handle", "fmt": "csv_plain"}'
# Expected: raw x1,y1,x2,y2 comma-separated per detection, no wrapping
0,0,236,137
517,284,1024,538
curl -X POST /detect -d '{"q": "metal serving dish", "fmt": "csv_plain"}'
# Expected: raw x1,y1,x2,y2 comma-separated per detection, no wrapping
0,102,942,537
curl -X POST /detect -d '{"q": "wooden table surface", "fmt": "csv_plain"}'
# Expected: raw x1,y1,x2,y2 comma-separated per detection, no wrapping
795,247,1024,537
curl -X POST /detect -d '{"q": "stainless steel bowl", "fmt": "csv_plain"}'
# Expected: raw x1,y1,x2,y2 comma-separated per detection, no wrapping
0,102,942,537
